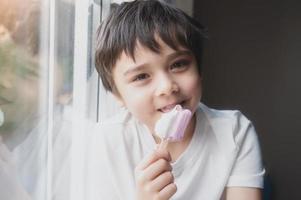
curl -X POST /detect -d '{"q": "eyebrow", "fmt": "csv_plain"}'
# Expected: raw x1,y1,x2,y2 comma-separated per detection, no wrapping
168,50,193,61
123,50,193,77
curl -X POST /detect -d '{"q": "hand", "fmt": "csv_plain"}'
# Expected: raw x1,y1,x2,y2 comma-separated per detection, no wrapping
135,148,177,200
0,136,31,200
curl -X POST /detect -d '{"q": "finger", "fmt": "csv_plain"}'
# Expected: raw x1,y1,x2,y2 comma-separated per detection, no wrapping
156,148,171,162
143,158,172,181
158,139,169,150
136,149,171,171
149,171,174,192
157,183,177,200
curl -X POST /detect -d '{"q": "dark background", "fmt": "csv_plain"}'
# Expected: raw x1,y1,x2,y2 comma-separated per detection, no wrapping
193,0,301,199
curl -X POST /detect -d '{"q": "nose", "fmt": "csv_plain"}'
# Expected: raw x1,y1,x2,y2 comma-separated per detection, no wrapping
155,73,179,97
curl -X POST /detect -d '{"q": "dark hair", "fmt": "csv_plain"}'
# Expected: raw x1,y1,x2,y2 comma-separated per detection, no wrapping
95,0,207,93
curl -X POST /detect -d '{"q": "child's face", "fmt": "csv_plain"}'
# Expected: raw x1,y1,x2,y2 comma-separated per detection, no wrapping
112,39,202,133
0,54,39,133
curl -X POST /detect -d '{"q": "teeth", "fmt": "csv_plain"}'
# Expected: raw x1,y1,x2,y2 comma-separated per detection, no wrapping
161,104,177,113
159,101,185,113
165,104,176,110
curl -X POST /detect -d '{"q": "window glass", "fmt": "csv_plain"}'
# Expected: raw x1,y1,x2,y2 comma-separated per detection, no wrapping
0,0,47,199
51,0,75,199
0,0,41,150
0,0,76,199
0,0,104,199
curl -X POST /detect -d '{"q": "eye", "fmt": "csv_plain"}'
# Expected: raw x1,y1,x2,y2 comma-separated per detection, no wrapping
170,59,190,71
132,73,150,82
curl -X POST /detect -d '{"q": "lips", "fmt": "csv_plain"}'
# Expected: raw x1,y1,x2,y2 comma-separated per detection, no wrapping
0,96,12,105
159,101,185,113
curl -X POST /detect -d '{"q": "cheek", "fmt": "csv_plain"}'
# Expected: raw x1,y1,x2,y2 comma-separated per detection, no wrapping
122,87,151,113
20,79,39,101
184,77,202,115
121,87,157,127
181,74,202,95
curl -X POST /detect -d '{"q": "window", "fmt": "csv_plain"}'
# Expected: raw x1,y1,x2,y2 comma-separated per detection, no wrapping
0,0,104,199
1,1,189,199
0,1,49,199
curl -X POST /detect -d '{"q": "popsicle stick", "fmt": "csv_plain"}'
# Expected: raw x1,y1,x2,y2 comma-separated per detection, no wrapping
159,138,170,149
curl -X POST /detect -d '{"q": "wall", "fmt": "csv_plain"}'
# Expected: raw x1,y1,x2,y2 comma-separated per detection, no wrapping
175,0,193,16
194,0,301,199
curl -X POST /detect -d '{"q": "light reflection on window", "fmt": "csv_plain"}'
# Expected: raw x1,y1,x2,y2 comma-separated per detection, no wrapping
0,0,75,199
0,1,41,148
0,0,106,199
0,1,47,199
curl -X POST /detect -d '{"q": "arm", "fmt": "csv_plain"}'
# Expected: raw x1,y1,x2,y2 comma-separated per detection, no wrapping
226,113,265,191
223,113,265,200
224,187,262,200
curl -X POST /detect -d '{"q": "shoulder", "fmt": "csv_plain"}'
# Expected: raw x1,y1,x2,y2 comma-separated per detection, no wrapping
200,103,251,126
198,103,257,152
92,109,133,132
90,109,139,148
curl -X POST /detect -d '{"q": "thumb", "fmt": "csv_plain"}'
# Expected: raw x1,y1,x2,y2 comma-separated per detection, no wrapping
154,147,172,162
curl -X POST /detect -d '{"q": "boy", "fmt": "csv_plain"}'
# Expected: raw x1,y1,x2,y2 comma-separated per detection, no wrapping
90,0,265,199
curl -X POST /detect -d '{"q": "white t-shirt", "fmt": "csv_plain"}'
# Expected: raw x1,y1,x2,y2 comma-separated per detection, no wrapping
87,103,265,200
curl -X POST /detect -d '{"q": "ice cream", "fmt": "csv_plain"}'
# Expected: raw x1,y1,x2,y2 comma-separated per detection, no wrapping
155,104,192,144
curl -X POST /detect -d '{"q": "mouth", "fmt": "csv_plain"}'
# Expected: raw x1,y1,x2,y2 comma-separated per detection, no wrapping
0,96,12,106
158,100,186,113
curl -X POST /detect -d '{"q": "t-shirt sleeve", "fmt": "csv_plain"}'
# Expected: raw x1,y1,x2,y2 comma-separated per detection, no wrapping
226,113,265,188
